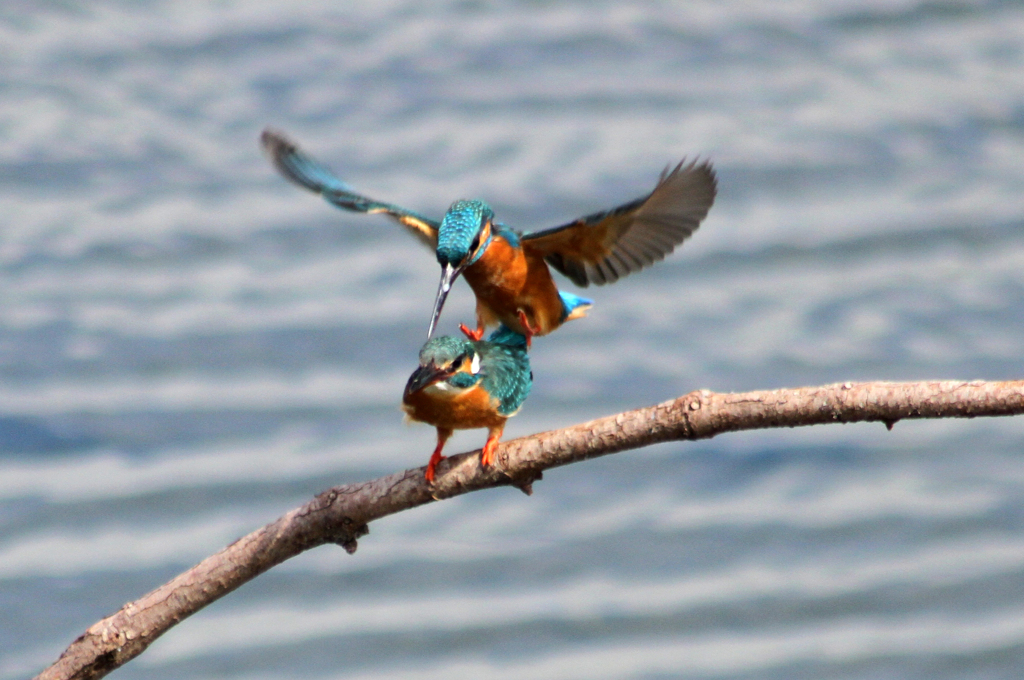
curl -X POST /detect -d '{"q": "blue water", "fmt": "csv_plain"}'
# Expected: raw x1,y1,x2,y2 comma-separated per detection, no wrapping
3,1,1024,678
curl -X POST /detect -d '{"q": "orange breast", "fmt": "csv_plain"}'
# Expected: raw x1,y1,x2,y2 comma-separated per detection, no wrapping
403,382,507,431
463,236,566,336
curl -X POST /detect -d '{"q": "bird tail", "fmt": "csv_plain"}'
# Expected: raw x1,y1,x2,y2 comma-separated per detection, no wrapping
559,291,594,322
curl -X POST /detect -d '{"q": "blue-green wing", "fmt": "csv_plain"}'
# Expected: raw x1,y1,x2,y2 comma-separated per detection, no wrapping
476,332,532,417
261,129,439,248
521,160,717,286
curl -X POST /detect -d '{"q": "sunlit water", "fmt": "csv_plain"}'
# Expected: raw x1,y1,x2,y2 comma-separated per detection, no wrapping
2,2,1024,678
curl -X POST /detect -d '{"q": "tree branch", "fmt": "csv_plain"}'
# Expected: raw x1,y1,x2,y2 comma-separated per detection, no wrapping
36,379,1024,680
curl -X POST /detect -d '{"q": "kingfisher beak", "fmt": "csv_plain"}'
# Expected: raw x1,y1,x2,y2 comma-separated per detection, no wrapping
426,262,463,339
404,361,452,398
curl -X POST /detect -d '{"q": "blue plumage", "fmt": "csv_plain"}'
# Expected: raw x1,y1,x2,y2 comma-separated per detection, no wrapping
263,128,716,342
410,326,531,417
436,200,494,268
479,327,532,415
403,325,532,481
558,291,594,322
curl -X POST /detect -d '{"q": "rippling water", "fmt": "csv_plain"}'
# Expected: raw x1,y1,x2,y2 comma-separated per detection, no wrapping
3,1,1024,678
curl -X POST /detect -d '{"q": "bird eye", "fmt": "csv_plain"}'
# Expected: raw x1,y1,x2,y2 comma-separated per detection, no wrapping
468,233,481,253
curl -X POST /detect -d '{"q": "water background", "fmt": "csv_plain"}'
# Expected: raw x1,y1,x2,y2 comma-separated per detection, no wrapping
3,1,1024,678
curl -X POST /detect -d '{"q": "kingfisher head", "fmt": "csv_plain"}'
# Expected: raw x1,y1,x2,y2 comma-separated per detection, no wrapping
403,335,481,400
427,199,495,338
436,199,493,267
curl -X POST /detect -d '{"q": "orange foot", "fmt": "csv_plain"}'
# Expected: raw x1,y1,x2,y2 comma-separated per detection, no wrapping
424,437,448,483
516,309,541,348
459,323,484,341
480,432,500,468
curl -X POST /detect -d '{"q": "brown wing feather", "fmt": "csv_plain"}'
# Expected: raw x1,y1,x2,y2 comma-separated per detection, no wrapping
522,160,717,286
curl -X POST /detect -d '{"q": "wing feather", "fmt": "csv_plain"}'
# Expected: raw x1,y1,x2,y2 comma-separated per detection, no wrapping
522,159,717,287
615,242,646,270
261,129,439,248
610,252,633,280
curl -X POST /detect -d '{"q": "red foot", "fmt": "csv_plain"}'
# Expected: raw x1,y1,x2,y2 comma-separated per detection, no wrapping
424,436,449,483
480,433,500,468
459,323,484,341
516,310,541,348
424,451,445,483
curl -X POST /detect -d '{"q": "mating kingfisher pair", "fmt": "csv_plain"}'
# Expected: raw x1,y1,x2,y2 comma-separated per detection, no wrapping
262,129,716,482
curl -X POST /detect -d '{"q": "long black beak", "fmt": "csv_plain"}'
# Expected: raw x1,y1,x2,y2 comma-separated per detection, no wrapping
426,262,462,339
404,361,452,399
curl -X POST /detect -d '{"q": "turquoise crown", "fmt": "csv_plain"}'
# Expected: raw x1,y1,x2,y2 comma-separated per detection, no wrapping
436,199,493,265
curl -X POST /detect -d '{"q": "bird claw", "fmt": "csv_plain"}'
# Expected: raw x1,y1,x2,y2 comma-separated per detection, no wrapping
424,453,446,483
480,435,499,468
516,310,540,348
424,436,448,483
459,323,484,341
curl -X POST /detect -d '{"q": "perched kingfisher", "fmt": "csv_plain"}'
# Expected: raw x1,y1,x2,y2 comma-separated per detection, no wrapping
262,129,717,344
402,325,531,483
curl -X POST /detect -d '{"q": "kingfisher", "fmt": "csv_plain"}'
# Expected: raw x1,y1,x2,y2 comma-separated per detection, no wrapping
402,325,531,483
262,129,717,344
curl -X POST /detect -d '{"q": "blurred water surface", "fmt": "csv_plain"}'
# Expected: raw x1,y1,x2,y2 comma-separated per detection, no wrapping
2,1,1024,678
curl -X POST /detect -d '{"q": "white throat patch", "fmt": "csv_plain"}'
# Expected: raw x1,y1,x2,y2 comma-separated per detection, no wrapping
470,352,481,374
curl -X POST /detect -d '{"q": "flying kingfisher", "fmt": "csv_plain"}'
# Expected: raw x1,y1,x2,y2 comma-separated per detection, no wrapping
262,129,717,344
402,325,532,483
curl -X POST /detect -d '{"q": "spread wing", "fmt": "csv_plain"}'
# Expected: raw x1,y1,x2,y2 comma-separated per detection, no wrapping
522,160,717,286
261,129,439,248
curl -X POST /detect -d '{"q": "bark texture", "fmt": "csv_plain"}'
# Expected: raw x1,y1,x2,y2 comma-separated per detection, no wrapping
36,379,1024,680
